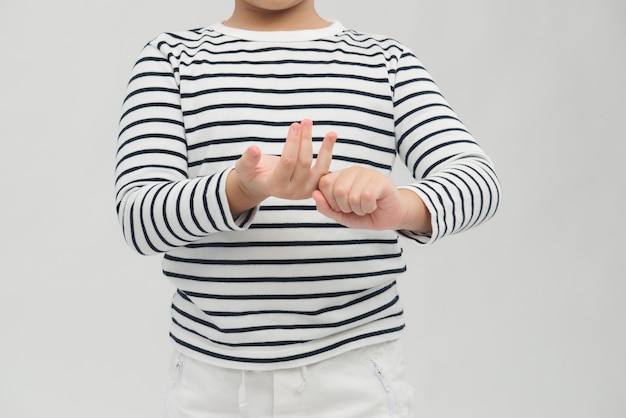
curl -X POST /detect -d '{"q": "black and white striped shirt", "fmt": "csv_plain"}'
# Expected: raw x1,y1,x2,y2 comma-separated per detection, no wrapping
115,21,501,370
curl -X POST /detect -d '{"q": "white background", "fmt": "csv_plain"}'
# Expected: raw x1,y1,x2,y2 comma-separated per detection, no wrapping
1,1,624,417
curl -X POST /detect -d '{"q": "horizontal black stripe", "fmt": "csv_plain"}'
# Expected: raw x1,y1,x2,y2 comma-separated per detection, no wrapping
134,55,169,66
187,135,270,151
409,139,476,175
169,321,405,363
182,57,387,70
420,153,460,178
161,41,394,62
395,102,451,126
259,205,316,211
120,102,181,122
123,87,179,104
194,281,397,317
338,138,396,154
114,177,173,200
171,296,400,333
183,102,392,120
185,119,393,136
400,127,468,159
129,71,175,83
115,148,186,169
188,155,239,167
248,223,346,229
184,238,398,248
394,90,442,108
117,133,185,154
171,318,309,347
115,164,186,185
164,251,402,266
181,86,390,101
164,266,406,285
119,117,184,138
180,72,387,84
186,136,395,155
396,63,428,75
331,155,392,171
394,77,434,90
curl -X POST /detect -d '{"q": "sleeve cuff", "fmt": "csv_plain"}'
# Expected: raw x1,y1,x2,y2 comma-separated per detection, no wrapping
216,167,260,231
397,185,440,245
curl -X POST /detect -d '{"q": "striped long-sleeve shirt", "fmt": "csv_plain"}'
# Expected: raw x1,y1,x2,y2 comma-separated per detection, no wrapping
115,21,501,370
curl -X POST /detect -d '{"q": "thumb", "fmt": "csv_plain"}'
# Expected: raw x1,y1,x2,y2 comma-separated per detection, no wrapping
313,190,342,223
236,145,261,178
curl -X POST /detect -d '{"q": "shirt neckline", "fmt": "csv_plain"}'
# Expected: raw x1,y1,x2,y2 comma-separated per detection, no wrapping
208,21,345,42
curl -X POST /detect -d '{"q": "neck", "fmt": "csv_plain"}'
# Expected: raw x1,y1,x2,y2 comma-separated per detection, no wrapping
224,0,330,31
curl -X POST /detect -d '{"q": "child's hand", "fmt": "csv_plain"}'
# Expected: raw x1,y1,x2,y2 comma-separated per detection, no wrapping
312,167,432,233
227,119,337,215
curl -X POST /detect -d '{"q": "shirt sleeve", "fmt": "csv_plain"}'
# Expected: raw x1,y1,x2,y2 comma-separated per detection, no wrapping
393,47,502,244
114,43,257,255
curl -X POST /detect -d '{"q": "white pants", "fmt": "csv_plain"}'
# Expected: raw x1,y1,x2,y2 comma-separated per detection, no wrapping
164,340,415,418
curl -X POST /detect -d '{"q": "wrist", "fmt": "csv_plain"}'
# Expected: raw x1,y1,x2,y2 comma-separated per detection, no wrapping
226,169,267,217
398,188,432,233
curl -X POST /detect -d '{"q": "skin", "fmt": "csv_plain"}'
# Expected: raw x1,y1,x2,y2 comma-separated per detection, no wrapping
224,2,432,234
223,0,330,31
226,119,337,214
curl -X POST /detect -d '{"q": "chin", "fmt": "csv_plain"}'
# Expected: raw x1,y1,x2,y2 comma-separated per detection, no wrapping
244,0,308,12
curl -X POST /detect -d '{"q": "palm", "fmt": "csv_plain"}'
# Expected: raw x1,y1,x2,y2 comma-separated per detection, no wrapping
238,153,316,200
233,119,337,202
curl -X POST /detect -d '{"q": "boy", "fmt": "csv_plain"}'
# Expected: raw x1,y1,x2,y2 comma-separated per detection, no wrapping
115,0,501,416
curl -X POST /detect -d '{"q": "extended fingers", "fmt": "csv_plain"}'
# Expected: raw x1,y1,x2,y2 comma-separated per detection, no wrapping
312,130,337,177
291,119,314,185
273,122,302,183
271,120,339,199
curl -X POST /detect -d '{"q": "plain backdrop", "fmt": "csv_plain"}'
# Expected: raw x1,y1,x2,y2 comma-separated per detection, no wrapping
1,1,624,417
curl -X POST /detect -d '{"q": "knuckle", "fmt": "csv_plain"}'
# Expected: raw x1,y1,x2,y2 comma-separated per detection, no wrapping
281,156,296,168
349,193,361,206
334,185,350,197
318,175,331,188
360,189,375,201
297,159,311,170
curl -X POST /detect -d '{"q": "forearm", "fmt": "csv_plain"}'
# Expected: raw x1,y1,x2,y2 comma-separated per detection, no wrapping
400,154,501,244
116,170,254,255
